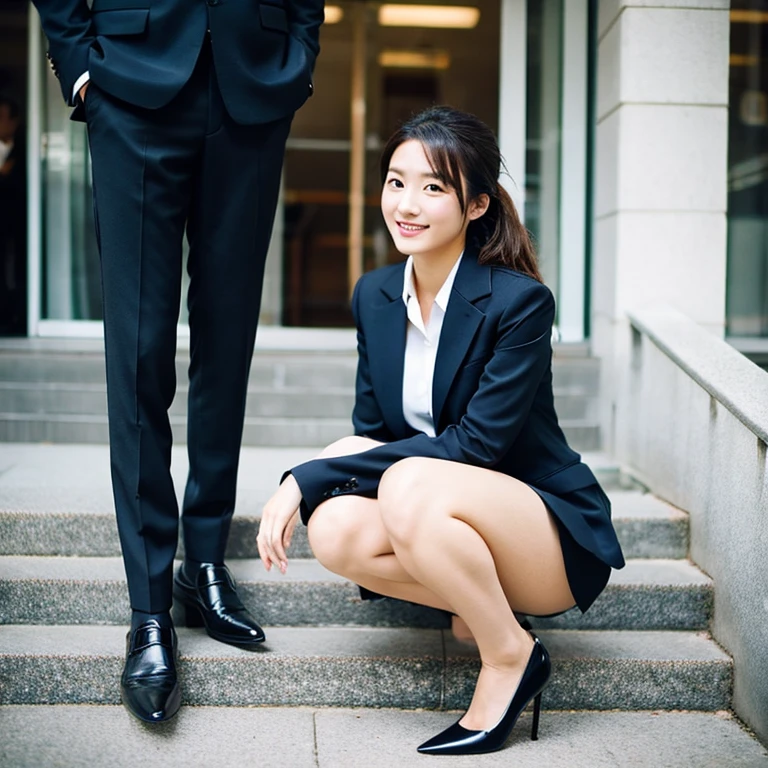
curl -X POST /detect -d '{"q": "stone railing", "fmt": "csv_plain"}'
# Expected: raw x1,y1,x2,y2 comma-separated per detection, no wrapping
617,307,768,743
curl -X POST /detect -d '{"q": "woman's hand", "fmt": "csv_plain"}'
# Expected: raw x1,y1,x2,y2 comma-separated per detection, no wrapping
257,473,303,574
258,436,383,573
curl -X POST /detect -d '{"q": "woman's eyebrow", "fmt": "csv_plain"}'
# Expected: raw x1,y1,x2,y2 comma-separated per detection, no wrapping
387,166,442,181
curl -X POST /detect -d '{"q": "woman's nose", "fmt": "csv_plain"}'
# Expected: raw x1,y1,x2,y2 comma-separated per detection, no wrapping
397,190,420,216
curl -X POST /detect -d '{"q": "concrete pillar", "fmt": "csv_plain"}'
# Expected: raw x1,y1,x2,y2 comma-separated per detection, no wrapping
592,0,730,455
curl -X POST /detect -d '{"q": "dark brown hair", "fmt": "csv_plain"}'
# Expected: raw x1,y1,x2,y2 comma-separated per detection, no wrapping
380,106,541,282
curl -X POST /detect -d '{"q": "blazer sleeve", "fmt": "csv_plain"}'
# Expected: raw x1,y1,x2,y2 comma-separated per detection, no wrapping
286,0,324,69
289,279,556,523
32,0,94,106
350,278,396,443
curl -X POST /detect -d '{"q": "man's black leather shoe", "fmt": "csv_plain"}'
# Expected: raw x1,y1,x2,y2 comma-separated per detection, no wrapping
120,620,181,723
173,562,266,647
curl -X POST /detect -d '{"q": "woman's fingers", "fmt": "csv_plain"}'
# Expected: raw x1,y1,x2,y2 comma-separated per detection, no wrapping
283,511,299,551
256,519,273,570
272,510,298,570
258,475,303,573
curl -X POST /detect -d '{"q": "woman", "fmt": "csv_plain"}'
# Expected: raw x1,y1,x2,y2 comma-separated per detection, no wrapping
257,106,625,755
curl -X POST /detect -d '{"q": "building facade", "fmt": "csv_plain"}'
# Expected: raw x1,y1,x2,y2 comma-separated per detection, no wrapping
0,0,765,355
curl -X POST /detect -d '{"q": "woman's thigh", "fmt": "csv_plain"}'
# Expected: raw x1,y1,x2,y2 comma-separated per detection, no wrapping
378,458,576,616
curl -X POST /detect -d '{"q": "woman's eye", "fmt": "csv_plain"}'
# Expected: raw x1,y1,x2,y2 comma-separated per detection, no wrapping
387,177,404,188
426,183,443,193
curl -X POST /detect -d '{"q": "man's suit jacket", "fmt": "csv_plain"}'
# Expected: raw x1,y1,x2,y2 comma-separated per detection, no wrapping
290,250,625,570
33,0,324,124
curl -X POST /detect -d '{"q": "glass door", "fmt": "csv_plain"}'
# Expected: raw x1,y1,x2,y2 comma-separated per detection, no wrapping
281,0,501,326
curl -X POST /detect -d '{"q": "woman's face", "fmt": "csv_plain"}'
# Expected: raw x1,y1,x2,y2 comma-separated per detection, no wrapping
381,139,484,262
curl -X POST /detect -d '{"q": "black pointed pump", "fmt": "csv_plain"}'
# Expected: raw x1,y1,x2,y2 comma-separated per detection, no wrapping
417,635,551,755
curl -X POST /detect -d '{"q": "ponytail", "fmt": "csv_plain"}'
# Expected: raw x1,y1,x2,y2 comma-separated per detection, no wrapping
471,183,542,282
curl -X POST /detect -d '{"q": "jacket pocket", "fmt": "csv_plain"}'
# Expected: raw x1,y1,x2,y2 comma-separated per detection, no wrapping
260,4,289,33
93,9,149,36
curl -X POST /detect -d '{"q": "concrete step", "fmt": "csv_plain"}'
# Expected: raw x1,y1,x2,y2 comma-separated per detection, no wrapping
0,625,732,711
0,339,602,450
0,556,713,631
0,381,597,421
610,490,689,559
0,411,601,451
0,347,358,389
0,488,686,562
0,340,599,389
0,412,353,446
3,706,766,768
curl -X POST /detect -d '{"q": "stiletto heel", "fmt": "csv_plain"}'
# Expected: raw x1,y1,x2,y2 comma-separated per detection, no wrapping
417,636,552,755
531,691,542,740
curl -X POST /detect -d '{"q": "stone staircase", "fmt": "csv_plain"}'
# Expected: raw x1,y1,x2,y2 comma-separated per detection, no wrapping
0,442,732,714
0,337,602,450
2,337,759,765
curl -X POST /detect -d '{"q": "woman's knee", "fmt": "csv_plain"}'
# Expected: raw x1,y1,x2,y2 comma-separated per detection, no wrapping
378,457,437,540
317,434,383,460
307,498,365,575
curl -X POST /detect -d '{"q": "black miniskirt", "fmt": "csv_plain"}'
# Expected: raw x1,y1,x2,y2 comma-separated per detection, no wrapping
533,482,614,614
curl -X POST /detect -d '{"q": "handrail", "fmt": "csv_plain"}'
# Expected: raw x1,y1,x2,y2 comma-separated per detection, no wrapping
628,307,768,445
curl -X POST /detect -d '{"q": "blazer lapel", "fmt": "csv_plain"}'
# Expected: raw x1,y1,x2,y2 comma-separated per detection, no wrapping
366,264,409,437
432,253,492,429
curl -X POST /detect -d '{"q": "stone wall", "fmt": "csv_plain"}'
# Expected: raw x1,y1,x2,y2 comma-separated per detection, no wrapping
593,0,730,454
621,307,768,744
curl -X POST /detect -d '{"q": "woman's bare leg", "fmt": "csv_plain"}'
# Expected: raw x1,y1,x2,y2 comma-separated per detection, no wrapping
308,494,454,612
307,454,575,731
377,457,575,730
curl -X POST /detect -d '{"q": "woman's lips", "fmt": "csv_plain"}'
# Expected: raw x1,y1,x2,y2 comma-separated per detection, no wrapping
396,221,428,237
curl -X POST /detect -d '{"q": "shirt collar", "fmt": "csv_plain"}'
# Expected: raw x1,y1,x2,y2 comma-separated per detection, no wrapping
401,252,464,311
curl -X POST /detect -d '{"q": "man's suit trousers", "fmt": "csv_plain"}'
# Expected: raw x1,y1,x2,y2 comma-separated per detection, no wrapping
85,40,292,612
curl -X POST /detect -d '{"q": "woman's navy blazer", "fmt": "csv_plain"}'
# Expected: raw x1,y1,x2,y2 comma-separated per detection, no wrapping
289,249,625,571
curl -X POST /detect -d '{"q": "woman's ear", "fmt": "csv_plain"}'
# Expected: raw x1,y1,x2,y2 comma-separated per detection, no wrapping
467,194,490,221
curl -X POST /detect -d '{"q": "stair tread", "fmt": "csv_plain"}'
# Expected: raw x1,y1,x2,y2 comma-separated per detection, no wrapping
0,445,648,519
0,487,683,520
609,490,687,520
0,625,731,662
0,555,712,587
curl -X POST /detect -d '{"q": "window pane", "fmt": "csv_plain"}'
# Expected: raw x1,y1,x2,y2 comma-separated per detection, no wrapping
525,0,562,295
727,2,768,338
40,38,101,321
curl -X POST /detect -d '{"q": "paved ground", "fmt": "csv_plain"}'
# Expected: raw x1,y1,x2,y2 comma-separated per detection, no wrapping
2,706,768,768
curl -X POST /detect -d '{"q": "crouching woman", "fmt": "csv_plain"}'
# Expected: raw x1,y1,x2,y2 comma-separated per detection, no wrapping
257,105,625,756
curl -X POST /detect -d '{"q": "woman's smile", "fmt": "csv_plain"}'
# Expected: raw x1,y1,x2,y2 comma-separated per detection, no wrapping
396,220,429,236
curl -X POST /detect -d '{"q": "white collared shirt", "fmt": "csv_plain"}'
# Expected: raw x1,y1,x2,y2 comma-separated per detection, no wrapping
401,253,463,437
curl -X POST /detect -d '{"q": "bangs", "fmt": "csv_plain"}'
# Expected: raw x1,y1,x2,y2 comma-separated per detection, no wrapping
381,118,468,213
417,128,467,212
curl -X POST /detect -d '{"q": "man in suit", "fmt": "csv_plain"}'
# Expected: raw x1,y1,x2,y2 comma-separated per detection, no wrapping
32,0,324,722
